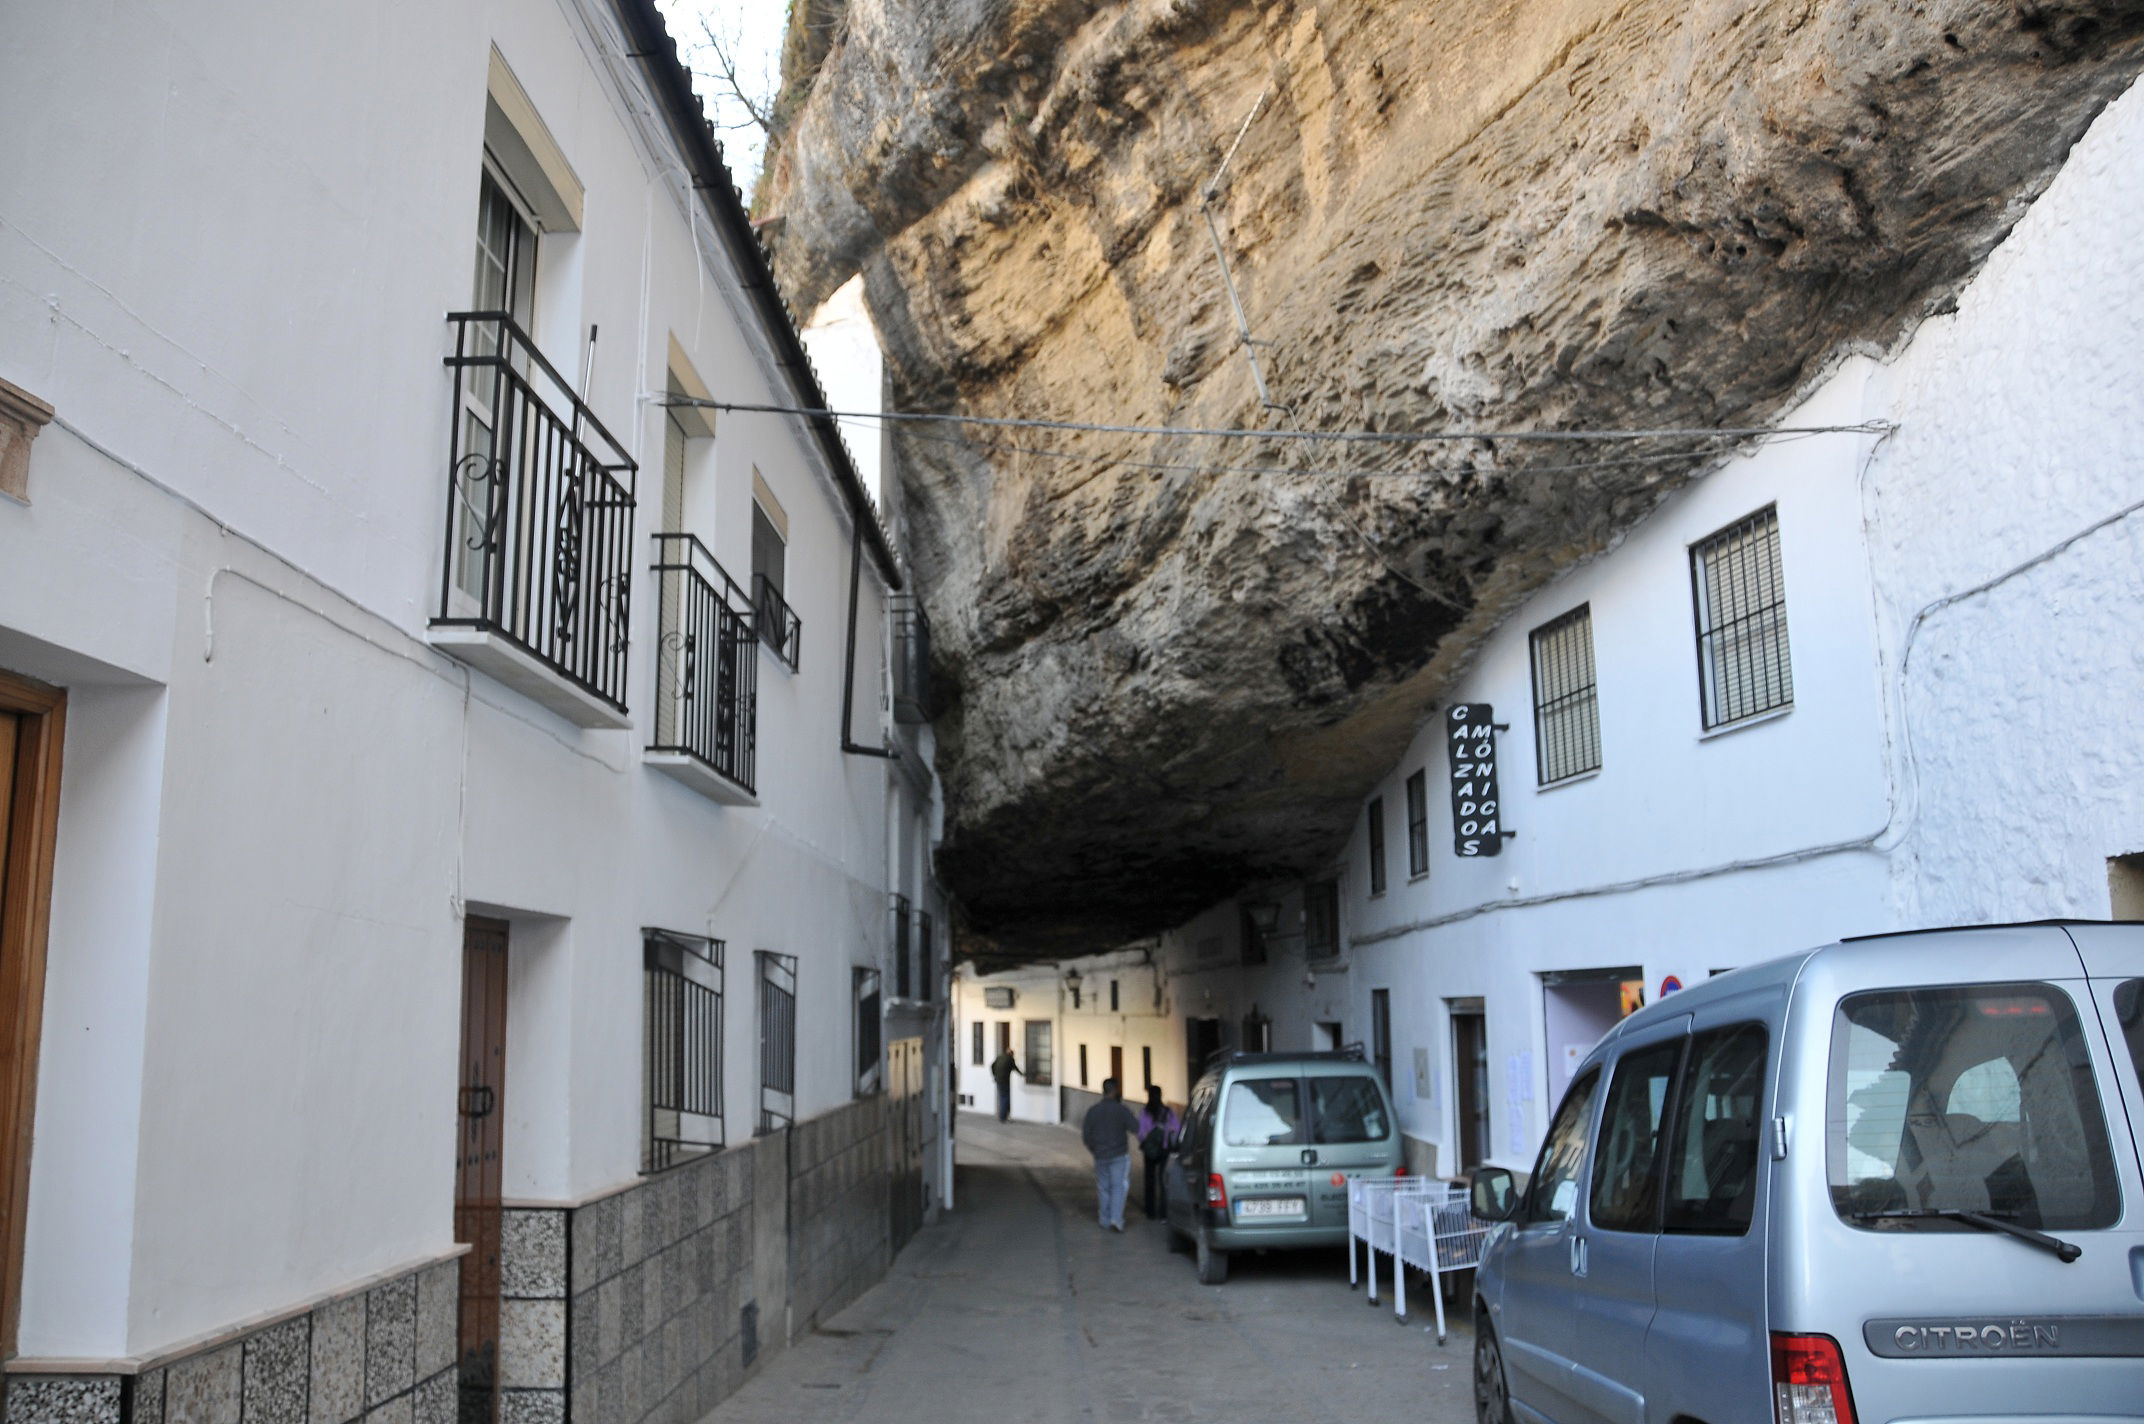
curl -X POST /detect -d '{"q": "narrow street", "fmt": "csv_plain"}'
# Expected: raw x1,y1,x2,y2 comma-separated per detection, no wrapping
706,1116,1476,1424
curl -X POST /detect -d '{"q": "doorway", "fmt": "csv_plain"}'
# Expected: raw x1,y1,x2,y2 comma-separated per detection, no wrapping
887,1037,925,1253
1449,1001,1490,1173
1541,966,1642,1106
1108,1044,1123,1089
1185,1016,1223,1089
456,917,510,1424
0,671,64,1358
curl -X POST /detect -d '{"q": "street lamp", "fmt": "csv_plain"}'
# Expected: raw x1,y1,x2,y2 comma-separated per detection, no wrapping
1064,965,1083,1009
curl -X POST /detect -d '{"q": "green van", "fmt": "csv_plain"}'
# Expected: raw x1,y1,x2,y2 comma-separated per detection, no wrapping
1161,1049,1405,1283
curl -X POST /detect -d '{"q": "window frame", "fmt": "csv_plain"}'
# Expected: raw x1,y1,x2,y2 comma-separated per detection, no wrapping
1689,506,1794,731
971,1019,984,1066
755,951,797,1134
1366,796,1387,895
854,966,883,1097
1588,1037,1688,1234
1303,878,1342,961
1023,1019,1054,1088
643,930,724,1174
1529,604,1601,785
1405,771,1429,878
1660,1023,1768,1237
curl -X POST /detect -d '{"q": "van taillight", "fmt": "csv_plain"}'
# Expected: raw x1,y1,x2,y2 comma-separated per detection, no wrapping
1206,1173,1228,1210
1772,1333,1856,1424
1394,1165,1408,1178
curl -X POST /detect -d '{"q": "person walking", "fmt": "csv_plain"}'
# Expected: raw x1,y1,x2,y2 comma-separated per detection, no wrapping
1135,1085,1182,1219
1081,1077,1141,1230
989,1045,1023,1122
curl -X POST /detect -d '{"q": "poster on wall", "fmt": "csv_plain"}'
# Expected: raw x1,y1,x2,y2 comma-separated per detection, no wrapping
1445,703,1508,856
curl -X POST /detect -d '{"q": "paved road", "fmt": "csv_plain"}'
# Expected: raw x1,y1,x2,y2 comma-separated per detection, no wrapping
705,1114,1477,1424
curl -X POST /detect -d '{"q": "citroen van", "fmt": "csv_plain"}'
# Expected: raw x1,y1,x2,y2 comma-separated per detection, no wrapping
1468,922,2144,1424
1162,1049,1403,1284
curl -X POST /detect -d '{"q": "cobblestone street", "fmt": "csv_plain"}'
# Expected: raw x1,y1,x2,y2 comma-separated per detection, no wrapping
704,1116,1476,1424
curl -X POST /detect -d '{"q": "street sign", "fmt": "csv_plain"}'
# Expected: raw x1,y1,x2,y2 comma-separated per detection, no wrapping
1445,703,1507,856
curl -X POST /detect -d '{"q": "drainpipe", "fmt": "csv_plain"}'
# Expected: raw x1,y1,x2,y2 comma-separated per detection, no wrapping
841,521,899,760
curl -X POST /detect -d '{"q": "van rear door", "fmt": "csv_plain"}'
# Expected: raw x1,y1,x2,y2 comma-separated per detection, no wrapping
1796,943,2144,1424
1306,1071,1399,1226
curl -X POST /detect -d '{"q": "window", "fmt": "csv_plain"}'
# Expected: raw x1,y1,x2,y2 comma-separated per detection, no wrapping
1366,797,1387,895
1142,1045,1153,1090
854,967,882,1096
644,931,724,1173
1311,1076,1391,1143
1530,605,1600,783
997,1020,1011,1057
1405,771,1429,877
1224,1079,1302,1146
1589,1040,1683,1232
2114,980,2142,1101
756,952,797,1133
1691,506,1793,729
1525,1069,1600,1223
750,492,797,667
1109,979,1120,1013
971,1020,984,1066
1370,989,1392,1092
455,167,538,601
1079,1042,1089,1087
1239,905,1268,965
1304,879,1341,960
1828,983,2120,1231
1023,1020,1054,1087
1662,1025,1766,1235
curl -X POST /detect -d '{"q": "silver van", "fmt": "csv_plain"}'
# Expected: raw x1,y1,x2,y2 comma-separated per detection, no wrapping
1163,1050,1404,1284
1469,922,2144,1424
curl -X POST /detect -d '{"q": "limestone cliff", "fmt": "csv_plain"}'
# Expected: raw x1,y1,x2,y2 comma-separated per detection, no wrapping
759,0,2144,956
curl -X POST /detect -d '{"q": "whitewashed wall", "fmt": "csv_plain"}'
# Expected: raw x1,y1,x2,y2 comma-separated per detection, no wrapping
0,0,918,1360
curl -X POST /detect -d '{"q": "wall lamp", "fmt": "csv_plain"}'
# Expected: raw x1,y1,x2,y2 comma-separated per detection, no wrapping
1064,965,1083,1009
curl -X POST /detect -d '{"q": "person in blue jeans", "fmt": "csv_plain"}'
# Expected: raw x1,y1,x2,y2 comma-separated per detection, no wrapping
1081,1077,1141,1230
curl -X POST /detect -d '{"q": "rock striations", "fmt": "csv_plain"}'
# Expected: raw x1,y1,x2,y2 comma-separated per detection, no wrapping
759,0,2144,957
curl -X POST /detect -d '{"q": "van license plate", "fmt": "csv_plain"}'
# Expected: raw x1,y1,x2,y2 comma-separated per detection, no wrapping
1237,1198,1306,1219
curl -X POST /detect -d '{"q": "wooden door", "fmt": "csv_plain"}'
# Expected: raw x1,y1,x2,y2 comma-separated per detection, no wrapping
1108,1044,1123,1089
887,1038,925,1253
1452,1010,1490,1173
0,672,63,1360
455,918,509,1424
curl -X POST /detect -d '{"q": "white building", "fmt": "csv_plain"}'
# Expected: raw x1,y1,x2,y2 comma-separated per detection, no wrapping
0,2,946,1421
1018,76,2144,1179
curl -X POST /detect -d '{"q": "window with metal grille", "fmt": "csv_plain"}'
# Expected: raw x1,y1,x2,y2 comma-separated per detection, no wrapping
1304,878,1342,961
1405,771,1429,877
890,894,912,999
1530,605,1601,784
644,930,723,1174
1367,796,1388,894
854,967,882,1097
1691,507,1793,729
971,1019,984,1065
756,951,796,1134
1023,1020,1054,1087
916,911,935,1001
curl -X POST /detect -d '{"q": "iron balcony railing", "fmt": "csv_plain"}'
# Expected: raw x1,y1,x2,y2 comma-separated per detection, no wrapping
753,573,802,671
757,951,797,1134
438,312,637,712
650,533,758,795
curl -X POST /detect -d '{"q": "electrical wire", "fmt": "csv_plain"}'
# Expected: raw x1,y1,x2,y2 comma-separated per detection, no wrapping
678,396,1892,447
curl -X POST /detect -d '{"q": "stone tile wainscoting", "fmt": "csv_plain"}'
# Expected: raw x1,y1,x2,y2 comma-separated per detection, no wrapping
785,1095,892,1334
2,1256,458,1424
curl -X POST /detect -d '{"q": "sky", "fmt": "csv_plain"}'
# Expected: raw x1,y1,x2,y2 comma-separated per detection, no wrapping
654,0,789,190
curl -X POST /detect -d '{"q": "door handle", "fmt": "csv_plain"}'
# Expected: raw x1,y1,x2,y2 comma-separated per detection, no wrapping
461,1084,495,1119
1569,1234,1588,1277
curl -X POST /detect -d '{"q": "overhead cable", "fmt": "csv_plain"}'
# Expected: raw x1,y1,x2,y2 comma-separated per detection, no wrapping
673,396,1893,446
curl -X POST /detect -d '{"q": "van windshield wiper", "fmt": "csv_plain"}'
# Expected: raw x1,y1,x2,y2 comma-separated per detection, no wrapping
1848,1207,2082,1263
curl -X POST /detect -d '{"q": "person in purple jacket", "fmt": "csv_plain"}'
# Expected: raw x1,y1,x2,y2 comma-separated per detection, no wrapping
1135,1085,1182,1219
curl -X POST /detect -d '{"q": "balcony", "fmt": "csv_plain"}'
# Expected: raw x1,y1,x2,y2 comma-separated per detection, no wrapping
647,533,759,805
753,573,801,672
890,595,932,724
431,312,636,727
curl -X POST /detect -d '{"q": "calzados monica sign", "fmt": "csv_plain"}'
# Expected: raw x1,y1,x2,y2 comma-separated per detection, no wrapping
1445,703,1508,857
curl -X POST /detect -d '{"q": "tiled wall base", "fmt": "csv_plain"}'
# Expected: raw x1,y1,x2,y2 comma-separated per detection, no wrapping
3,1258,457,1424
10,1098,901,1424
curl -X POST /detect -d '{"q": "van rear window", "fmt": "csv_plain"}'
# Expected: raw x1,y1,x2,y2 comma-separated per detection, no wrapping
1310,1076,1391,1143
2115,980,2143,1101
1827,982,2120,1232
1223,1079,1302,1146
